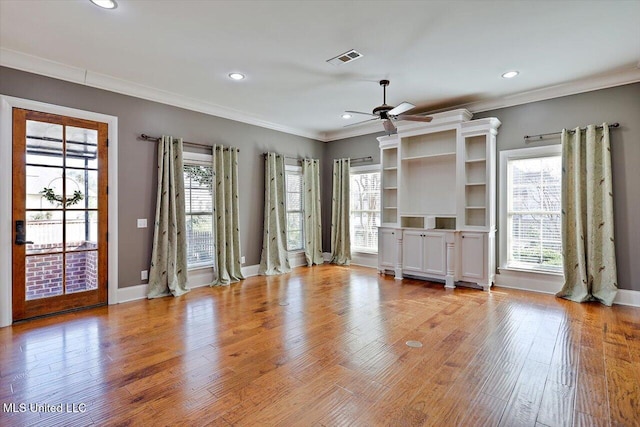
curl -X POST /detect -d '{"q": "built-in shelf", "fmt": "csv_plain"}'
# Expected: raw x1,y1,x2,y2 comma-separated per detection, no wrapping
402,152,456,162
465,158,486,163
384,206,398,210
384,186,398,190
383,166,398,171
465,206,486,210
466,182,486,186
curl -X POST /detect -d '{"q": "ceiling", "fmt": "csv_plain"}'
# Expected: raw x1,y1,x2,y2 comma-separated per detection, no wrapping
1,1,639,141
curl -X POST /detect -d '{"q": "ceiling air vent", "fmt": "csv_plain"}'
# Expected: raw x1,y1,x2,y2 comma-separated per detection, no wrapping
326,49,363,66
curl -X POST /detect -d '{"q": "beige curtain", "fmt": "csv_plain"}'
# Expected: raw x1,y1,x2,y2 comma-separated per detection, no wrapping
556,124,618,306
211,145,244,286
302,158,323,266
148,136,189,298
258,153,291,275
331,158,351,265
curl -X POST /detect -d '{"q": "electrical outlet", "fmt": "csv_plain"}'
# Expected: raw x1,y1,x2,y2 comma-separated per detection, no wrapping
240,256,246,264
141,270,148,281
137,218,147,228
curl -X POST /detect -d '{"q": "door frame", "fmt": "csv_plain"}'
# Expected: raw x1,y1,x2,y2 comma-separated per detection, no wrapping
0,95,118,327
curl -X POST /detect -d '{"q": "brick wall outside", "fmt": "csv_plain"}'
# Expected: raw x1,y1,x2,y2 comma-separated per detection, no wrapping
26,241,98,300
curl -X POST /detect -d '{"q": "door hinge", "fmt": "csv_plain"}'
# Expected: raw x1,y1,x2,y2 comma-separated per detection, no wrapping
106,185,109,195
106,138,109,147
106,232,108,243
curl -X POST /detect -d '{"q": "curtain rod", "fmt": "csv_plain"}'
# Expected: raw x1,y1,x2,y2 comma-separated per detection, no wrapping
262,154,373,163
524,123,619,143
139,134,240,151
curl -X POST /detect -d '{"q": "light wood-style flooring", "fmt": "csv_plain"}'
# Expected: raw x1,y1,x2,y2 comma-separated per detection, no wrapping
1,265,639,426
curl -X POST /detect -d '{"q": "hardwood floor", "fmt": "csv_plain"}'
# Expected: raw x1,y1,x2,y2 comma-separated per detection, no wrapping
1,265,638,426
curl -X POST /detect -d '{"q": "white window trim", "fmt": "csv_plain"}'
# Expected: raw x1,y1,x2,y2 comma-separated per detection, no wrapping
285,164,304,253
498,145,563,276
183,151,214,270
350,163,381,254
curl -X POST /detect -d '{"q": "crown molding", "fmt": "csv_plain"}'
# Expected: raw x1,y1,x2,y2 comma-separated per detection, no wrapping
3,48,639,143
0,48,322,141
323,66,640,142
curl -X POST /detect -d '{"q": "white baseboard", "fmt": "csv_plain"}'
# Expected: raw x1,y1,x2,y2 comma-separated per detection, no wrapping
351,252,378,269
117,264,260,304
496,268,640,307
242,264,260,277
614,289,640,307
289,252,308,268
495,268,564,295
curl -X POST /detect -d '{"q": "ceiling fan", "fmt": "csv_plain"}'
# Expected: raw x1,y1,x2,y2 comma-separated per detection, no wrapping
345,79,432,134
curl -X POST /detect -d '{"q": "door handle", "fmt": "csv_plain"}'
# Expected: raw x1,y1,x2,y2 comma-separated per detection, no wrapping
15,220,34,245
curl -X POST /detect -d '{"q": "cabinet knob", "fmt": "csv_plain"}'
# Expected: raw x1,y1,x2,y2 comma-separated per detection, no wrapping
392,232,394,235
462,235,465,238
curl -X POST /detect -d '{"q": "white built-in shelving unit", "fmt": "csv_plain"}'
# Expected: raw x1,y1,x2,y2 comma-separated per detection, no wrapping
377,109,500,290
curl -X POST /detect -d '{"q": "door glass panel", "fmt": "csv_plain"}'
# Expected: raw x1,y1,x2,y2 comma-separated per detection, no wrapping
26,210,63,255
25,253,63,300
26,166,64,209
66,126,98,169
26,120,64,167
66,211,98,251
66,251,98,294
66,169,98,209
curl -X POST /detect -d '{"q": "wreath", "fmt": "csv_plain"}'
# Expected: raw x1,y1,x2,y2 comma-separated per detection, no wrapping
40,188,84,207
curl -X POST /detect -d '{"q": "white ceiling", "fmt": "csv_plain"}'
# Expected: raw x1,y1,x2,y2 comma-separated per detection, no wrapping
1,0,639,141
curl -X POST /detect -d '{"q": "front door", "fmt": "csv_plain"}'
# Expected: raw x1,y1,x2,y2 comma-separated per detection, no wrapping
12,108,108,321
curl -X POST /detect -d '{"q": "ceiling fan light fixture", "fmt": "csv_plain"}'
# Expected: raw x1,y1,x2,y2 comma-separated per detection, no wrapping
341,113,352,119
501,70,519,79
90,0,117,9
228,73,245,80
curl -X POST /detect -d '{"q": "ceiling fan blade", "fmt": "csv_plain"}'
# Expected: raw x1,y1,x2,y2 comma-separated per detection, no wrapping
387,102,415,116
345,110,377,117
395,114,433,122
383,119,396,134
343,117,379,128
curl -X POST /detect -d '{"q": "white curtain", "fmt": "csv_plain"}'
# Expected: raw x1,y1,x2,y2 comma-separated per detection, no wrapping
211,145,244,286
148,136,189,298
302,158,323,266
258,153,291,275
331,158,351,265
556,124,618,306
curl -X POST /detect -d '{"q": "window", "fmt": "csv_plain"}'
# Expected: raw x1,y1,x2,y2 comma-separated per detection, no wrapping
501,146,562,272
183,153,214,268
350,165,381,253
285,166,303,251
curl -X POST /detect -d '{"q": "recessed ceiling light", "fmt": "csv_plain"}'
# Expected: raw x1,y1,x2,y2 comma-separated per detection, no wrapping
228,73,245,81
341,113,352,119
502,70,519,79
90,0,117,9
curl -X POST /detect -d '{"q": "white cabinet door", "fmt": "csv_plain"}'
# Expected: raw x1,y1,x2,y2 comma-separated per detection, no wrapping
423,232,446,275
402,231,424,273
460,232,485,280
379,228,397,268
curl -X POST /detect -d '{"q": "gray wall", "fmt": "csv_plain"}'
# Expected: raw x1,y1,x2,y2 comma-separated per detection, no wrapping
0,66,324,289
328,83,640,291
3,65,638,292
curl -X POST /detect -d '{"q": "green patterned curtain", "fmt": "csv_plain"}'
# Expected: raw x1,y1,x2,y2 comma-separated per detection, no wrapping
211,145,244,286
556,124,618,306
148,136,189,298
302,158,323,266
258,153,291,275
331,158,351,265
